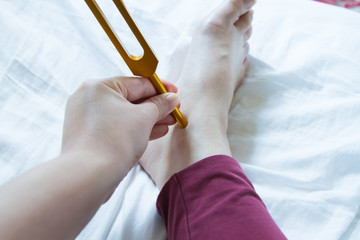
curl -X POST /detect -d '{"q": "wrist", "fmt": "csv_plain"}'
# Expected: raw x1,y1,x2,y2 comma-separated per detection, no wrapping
58,150,128,186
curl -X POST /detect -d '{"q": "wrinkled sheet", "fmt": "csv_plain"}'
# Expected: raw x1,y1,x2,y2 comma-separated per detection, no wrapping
0,0,359,239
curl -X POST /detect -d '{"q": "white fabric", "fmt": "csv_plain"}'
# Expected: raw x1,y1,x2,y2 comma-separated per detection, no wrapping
0,0,359,239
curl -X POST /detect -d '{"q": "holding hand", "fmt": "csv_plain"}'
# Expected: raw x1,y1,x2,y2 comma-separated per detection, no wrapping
62,76,180,173
0,76,180,240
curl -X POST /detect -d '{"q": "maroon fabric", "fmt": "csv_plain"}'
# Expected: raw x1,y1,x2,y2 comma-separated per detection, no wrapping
156,155,287,240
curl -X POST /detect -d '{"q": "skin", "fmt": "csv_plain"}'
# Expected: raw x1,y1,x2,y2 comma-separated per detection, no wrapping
0,77,180,240
0,0,255,239
140,0,255,188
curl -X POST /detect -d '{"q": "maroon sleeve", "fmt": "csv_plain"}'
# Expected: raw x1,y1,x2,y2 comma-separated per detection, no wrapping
156,155,287,240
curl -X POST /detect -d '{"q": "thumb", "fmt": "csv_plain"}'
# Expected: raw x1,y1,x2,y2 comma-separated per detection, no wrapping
142,93,180,124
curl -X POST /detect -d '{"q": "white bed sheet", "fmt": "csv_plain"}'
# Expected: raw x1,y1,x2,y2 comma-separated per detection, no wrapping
0,0,359,239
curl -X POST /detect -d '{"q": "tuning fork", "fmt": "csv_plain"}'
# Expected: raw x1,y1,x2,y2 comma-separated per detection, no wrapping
84,0,188,128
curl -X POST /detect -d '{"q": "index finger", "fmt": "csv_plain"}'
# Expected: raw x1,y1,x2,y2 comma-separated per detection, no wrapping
103,76,178,102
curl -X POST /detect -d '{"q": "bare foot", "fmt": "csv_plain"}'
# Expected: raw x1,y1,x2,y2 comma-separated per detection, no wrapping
140,0,255,188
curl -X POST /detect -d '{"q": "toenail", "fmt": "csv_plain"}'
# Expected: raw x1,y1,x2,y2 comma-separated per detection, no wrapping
244,0,256,9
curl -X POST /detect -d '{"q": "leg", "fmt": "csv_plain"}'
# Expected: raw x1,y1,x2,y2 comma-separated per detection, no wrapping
141,0,254,188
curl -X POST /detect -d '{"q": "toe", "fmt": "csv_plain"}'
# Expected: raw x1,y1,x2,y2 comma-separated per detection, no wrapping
237,57,250,83
244,26,253,41
214,0,256,26
243,57,250,74
243,42,250,56
234,9,253,31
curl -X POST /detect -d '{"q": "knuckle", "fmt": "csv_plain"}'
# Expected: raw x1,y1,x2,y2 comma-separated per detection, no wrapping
244,42,250,50
246,26,253,38
79,79,97,90
200,18,227,36
72,79,106,102
76,79,101,96
230,0,240,11
114,78,128,98
137,106,156,129
243,42,250,54
149,97,167,120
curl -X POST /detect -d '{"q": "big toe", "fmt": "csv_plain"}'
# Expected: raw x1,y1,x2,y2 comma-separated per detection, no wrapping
214,0,256,26
234,9,253,32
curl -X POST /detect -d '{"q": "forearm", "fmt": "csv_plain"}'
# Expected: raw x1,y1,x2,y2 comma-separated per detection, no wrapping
0,151,125,240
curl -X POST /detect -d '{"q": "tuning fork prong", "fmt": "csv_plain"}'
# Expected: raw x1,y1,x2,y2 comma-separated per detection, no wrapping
85,0,188,128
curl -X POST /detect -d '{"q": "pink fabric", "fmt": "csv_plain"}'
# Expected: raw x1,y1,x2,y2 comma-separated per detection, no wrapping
314,0,360,8
157,155,287,240
314,0,338,5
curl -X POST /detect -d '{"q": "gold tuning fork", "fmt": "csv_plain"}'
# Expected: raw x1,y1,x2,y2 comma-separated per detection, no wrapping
84,0,188,128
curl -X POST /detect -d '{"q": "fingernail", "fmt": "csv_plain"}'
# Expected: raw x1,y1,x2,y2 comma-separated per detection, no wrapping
244,0,256,9
164,93,180,110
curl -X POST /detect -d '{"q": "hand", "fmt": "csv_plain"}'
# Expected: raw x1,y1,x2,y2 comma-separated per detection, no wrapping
61,76,180,175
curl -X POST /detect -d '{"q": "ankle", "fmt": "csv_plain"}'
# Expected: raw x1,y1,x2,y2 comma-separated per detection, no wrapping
184,106,229,133
183,115,231,159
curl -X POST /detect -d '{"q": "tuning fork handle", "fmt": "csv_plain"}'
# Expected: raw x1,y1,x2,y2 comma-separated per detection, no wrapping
149,73,188,128
84,0,188,128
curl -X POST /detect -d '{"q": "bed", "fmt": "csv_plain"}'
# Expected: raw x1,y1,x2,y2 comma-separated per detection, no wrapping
1,0,359,239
